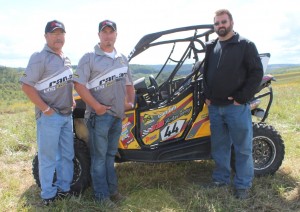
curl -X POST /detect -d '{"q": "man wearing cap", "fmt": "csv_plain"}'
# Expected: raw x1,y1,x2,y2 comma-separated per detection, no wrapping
74,19,135,207
20,20,74,206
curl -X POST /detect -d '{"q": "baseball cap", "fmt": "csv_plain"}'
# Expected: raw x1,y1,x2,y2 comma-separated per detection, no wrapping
99,20,117,32
45,20,66,33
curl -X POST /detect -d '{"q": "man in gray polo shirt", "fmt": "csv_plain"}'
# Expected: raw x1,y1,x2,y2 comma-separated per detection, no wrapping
20,20,74,206
73,19,135,207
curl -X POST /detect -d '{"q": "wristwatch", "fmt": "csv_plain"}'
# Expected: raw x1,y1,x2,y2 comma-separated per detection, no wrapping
42,106,50,113
129,102,134,109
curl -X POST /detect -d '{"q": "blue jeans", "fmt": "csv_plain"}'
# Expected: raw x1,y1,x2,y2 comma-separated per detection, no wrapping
36,113,74,199
87,113,122,199
208,104,254,189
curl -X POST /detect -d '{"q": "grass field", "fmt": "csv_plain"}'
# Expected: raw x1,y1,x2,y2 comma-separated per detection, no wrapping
0,72,299,211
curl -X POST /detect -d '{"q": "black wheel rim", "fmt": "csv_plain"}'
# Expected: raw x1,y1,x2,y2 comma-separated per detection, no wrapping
253,136,276,170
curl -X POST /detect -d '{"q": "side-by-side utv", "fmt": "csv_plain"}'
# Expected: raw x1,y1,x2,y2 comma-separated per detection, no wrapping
32,24,284,194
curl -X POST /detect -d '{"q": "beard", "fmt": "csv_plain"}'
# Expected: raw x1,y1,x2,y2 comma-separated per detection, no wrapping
215,23,233,37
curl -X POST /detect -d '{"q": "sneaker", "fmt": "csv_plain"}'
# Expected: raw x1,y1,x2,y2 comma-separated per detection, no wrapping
201,181,229,189
110,192,126,203
234,189,250,199
42,196,56,206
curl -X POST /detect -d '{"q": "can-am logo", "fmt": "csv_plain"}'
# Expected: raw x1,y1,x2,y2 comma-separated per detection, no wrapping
49,75,72,87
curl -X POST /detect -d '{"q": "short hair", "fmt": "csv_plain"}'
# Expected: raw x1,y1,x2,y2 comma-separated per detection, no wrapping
214,9,233,21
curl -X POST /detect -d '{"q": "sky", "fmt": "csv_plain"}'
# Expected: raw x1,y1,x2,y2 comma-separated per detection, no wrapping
0,0,299,67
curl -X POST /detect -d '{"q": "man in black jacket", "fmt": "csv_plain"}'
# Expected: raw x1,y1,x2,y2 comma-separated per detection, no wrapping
203,9,263,199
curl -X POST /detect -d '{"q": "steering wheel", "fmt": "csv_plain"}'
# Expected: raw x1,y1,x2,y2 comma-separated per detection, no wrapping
148,75,159,102
149,75,159,91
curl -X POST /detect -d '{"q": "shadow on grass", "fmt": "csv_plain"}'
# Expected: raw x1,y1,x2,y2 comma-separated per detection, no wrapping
19,184,106,211
114,161,300,211
19,161,299,211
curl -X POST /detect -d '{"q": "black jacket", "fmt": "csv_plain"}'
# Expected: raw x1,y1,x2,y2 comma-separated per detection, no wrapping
203,32,263,105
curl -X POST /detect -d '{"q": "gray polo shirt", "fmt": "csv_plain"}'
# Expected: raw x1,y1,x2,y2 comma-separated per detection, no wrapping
20,45,73,119
73,44,133,119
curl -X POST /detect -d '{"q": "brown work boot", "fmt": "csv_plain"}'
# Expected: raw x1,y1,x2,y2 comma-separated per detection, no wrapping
110,192,126,203
234,189,250,200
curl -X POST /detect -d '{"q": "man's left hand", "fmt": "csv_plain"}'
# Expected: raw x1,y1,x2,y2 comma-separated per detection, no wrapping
125,102,134,111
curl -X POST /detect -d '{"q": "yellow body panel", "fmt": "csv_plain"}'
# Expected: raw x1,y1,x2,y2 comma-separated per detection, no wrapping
186,104,211,140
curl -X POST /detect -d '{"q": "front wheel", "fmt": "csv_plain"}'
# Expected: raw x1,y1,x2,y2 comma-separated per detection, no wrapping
32,138,91,195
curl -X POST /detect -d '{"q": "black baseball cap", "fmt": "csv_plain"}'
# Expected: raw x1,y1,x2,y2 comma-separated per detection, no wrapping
99,20,117,32
45,20,66,33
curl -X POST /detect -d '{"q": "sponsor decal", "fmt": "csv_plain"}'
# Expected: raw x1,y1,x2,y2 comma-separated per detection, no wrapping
93,84,105,91
44,87,56,93
165,107,192,124
122,121,131,130
87,67,128,90
142,119,165,137
143,114,154,125
157,106,177,118
145,134,158,143
43,74,72,93
120,112,135,148
49,75,72,87
34,68,73,93
98,72,127,85
121,128,129,139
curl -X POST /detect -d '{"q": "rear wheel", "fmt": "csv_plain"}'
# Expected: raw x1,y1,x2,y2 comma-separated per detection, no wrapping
231,122,285,176
32,138,91,195
252,123,284,176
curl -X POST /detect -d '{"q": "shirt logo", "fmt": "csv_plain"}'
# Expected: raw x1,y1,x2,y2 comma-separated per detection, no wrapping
87,67,128,90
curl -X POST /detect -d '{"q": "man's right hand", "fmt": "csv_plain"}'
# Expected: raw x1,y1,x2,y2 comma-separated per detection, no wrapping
95,104,111,115
74,82,111,115
43,108,55,116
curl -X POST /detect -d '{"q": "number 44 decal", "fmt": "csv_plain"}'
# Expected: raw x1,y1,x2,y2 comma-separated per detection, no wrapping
161,120,185,141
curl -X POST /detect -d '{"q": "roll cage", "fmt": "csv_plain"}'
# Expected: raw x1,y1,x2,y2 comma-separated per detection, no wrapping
128,25,214,109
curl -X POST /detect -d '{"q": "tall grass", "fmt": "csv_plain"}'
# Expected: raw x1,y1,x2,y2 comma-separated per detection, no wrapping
0,72,299,211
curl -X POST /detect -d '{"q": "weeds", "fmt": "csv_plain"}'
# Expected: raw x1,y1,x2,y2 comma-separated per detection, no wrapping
0,71,299,211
